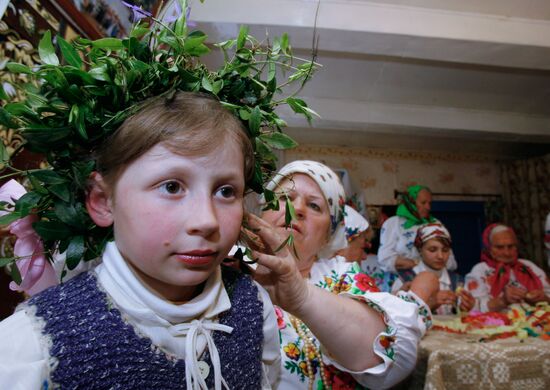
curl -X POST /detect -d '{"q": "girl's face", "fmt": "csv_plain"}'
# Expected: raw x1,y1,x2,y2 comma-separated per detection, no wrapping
420,238,451,270
103,142,245,302
261,174,331,268
415,189,432,219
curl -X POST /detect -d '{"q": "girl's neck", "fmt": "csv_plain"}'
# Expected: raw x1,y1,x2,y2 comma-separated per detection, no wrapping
421,262,444,277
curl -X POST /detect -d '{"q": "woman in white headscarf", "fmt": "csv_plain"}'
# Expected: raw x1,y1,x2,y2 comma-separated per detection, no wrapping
247,160,437,390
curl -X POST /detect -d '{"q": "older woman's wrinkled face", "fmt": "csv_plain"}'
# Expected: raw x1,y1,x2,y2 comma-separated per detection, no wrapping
490,230,518,264
415,189,432,219
262,173,331,264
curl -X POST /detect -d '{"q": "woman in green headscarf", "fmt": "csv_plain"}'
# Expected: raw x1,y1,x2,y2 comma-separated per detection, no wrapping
377,185,457,272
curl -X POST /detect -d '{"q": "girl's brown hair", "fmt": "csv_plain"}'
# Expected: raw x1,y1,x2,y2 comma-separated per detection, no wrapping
95,91,254,189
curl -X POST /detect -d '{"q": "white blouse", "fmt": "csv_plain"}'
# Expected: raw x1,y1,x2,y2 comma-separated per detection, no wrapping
0,242,280,389
276,256,432,389
377,216,457,273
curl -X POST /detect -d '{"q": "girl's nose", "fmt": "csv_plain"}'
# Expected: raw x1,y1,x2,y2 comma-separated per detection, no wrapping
187,198,219,237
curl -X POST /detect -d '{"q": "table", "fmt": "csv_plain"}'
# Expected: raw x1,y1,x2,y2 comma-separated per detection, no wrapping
405,317,550,390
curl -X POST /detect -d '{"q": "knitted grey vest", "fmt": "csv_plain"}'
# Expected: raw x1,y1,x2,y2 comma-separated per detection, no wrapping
25,266,264,389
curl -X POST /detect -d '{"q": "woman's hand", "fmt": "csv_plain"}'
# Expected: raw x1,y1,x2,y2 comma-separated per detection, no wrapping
457,289,475,311
395,256,418,270
504,285,526,304
244,213,310,315
524,289,549,304
432,290,456,310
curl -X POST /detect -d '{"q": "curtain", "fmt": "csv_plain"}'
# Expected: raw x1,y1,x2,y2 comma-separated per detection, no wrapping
500,153,550,270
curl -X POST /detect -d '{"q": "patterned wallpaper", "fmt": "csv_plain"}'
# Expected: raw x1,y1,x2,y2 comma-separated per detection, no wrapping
284,145,501,206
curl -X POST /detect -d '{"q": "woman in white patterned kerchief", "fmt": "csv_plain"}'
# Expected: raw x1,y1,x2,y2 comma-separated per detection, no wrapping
247,160,438,390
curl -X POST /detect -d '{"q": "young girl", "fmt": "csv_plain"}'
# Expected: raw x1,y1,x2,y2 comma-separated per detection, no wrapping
391,223,475,315
0,92,280,389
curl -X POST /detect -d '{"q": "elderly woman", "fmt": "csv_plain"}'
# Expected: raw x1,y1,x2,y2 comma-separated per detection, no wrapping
465,223,550,312
377,185,457,272
247,160,437,390
391,223,475,315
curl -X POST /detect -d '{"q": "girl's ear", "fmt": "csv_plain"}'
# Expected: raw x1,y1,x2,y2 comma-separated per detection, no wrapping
86,172,114,227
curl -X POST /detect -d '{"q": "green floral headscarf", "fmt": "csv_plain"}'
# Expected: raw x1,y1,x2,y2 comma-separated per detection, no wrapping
396,185,436,229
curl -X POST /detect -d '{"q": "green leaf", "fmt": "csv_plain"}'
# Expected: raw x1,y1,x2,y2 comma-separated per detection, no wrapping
0,211,22,226
238,108,250,120
0,141,8,163
280,33,290,54
57,36,82,68
27,174,48,194
259,132,298,149
33,220,72,240
38,30,59,66
184,31,210,56
29,170,66,185
237,25,249,50
284,197,297,226
65,235,85,270
49,183,71,202
212,80,224,95
201,76,213,92
69,104,87,139
248,106,261,136
14,191,42,216
92,38,124,50
4,102,36,118
10,263,21,285
6,62,32,74
0,107,17,128
88,65,112,82
54,201,85,229
0,83,8,100
273,235,291,254
0,257,16,267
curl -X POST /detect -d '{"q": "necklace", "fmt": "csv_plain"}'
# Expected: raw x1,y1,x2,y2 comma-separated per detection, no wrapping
289,315,331,390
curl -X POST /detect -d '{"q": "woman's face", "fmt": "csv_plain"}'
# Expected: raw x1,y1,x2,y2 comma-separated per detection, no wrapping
261,173,331,265
415,189,432,219
489,230,518,264
420,238,450,270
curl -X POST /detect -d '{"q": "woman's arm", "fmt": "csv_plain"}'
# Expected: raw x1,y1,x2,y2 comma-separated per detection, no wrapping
248,214,385,371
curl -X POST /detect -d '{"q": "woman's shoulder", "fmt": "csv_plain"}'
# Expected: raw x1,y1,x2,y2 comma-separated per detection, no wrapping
518,258,545,273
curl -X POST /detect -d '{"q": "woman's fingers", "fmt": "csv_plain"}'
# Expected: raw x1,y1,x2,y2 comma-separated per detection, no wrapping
252,250,293,276
246,213,290,256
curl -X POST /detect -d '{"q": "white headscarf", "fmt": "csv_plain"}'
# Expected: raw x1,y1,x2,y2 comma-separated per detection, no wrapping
414,223,452,249
265,160,347,259
343,205,369,242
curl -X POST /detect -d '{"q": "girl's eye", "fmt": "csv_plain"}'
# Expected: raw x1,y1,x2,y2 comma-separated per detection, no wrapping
160,181,183,194
217,185,236,199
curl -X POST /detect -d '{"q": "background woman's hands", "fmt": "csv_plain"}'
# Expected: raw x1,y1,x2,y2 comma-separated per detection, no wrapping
503,285,527,304
457,289,476,311
524,289,548,304
244,213,310,315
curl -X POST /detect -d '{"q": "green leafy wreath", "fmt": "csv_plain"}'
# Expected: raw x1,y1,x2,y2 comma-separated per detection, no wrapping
0,0,319,283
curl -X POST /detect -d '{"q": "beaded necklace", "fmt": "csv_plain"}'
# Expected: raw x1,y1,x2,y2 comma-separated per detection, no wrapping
289,315,332,390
